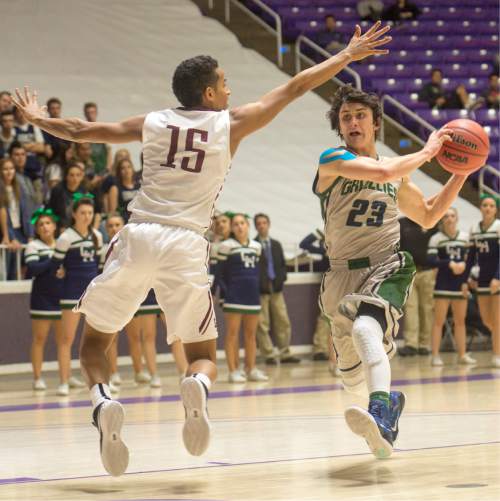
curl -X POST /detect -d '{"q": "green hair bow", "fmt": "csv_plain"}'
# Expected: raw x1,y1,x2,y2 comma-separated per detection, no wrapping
480,193,500,207
72,192,95,203
31,208,60,225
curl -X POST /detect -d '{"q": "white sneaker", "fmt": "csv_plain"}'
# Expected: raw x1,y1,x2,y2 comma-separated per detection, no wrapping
110,373,122,386
431,356,444,367
135,371,151,384
458,353,477,365
180,376,211,456
228,370,247,383
109,382,119,394
57,383,69,396
93,400,129,476
492,356,500,368
150,375,161,388
68,376,86,388
33,378,47,391
247,368,269,382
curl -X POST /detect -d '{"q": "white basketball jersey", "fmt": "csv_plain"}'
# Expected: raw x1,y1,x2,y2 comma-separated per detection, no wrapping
128,108,231,234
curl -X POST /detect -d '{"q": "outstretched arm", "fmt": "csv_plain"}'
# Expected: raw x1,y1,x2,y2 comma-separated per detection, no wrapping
12,87,144,143
229,22,391,153
317,127,452,192
397,175,468,229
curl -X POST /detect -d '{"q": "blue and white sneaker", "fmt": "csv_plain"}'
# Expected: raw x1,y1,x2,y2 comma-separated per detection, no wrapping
92,400,129,476
345,400,394,459
389,390,406,442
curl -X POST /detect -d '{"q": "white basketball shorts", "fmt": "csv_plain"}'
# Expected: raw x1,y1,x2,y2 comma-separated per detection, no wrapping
76,223,217,344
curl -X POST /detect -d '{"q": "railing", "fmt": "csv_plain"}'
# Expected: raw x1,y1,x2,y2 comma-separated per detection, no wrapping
479,165,500,198
224,0,283,67
0,245,25,281
380,94,434,145
295,35,362,90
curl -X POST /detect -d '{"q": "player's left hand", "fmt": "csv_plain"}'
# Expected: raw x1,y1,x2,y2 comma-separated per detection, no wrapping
11,86,47,124
344,21,392,62
490,278,500,294
461,282,469,298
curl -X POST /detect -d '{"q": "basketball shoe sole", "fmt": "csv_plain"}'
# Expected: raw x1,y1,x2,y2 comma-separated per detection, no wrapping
96,400,129,476
344,406,393,459
180,377,210,456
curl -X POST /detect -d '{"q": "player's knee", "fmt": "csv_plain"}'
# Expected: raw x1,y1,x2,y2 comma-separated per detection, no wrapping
352,315,386,368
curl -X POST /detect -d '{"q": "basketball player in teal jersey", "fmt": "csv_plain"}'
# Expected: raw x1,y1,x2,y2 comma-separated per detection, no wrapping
14,24,391,476
314,85,469,458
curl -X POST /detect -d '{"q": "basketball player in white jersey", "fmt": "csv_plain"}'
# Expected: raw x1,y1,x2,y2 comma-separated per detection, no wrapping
315,85,469,458
13,22,391,476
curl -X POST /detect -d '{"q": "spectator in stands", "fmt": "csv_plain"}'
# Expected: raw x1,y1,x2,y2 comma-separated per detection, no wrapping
418,69,447,109
357,0,384,22
83,102,112,176
47,162,89,229
101,148,131,212
382,0,420,23
299,229,331,361
480,73,499,110
107,158,140,221
444,84,471,110
74,142,96,181
254,213,300,365
398,216,438,357
43,98,72,165
13,106,47,188
0,157,34,279
0,91,13,114
315,15,345,55
0,111,16,159
9,142,39,211
0,189,9,280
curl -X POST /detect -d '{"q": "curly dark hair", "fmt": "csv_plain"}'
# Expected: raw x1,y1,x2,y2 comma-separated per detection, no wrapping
172,55,219,107
327,85,382,139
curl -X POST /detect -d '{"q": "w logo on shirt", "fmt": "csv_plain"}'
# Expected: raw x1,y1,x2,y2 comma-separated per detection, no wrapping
80,247,95,262
477,241,490,254
241,253,257,269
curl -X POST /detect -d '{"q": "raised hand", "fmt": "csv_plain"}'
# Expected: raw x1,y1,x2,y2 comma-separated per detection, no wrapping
423,127,454,160
11,86,47,124
344,21,392,62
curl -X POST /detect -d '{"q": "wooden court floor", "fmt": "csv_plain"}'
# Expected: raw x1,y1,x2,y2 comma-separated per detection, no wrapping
0,352,499,501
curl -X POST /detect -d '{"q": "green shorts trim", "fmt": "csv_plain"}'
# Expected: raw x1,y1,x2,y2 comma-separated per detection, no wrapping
134,308,162,317
376,251,416,310
60,300,78,310
477,288,500,296
30,312,62,320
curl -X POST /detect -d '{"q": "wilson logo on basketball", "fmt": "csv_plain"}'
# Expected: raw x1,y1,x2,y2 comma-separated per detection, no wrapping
453,134,478,151
442,150,468,164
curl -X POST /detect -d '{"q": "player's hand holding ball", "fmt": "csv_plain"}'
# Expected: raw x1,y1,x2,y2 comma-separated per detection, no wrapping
436,119,490,176
423,127,454,162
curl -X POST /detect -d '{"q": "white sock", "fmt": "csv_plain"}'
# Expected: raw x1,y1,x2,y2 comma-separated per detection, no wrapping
90,383,112,410
352,315,391,394
192,372,212,392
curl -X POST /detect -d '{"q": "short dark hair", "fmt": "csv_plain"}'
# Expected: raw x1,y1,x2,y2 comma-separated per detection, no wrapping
84,102,97,111
489,72,498,79
324,14,335,21
431,68,442,77
254,213,270,225
9,141,25,156
46,97,62,108
172,55,219,107
327,85,382,138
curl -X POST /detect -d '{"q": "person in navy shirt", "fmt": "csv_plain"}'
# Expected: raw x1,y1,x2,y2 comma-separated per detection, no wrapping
427,208,475,367
218,214,268,383
52,195,103,395
465,194,500,368
25,208,63,391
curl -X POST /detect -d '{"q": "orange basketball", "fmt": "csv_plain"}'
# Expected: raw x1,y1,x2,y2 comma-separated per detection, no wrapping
436,118,490,175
